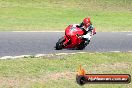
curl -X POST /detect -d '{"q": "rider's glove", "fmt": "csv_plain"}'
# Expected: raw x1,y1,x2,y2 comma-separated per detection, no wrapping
93,28,96,35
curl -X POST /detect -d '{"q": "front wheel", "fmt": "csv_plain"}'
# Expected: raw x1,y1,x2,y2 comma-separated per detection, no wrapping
55,37,65,50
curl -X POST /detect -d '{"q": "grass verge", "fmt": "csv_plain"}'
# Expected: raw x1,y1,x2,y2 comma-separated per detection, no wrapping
0,0,132,31
0,52,132,88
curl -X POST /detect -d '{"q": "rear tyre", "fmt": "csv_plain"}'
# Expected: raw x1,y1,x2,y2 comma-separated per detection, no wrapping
77,40,90,50
55,37,65,50
77,42,87,50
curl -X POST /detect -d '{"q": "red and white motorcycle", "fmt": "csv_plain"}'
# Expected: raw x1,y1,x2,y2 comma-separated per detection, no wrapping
55,24,96,50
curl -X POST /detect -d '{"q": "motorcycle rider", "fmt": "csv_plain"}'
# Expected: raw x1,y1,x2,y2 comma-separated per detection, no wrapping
76,17,96,45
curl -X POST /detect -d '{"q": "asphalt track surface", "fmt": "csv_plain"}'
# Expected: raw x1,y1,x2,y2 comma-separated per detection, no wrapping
0,32,132,57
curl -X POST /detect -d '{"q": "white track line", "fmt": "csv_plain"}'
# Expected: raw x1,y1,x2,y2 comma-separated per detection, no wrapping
55,53,69,56
0,52,85,59
1,51,132,60
109,51,121,53
35,54,47,58
0,55,33,60
0,56,14,59
76,52,87,54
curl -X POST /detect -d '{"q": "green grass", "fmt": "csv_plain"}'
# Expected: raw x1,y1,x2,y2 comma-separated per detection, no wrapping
0,52,132,88
0,0,132,31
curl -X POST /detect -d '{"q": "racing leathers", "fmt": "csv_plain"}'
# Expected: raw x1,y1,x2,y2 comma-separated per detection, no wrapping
75,22,96,45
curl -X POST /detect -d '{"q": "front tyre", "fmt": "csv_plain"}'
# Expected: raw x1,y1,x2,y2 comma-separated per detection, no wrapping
55,37,65,50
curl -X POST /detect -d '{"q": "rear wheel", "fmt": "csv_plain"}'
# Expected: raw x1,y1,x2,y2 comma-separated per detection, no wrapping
77,40,90,50
55,37,65,50
77,42,86,50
